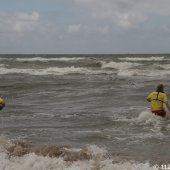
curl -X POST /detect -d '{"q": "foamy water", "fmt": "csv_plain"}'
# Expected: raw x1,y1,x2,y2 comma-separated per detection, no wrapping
0,136,156,170
0,66,93,75
117,69,170,77
0,154,155,170
16,57,86,62
118,56,167,61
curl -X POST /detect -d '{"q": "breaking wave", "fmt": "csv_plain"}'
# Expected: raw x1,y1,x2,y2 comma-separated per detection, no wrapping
0,136,156,170
0,64,169,77
0,58,170,77
158,64,170,70
112,110,165,126
100,61,170,77
0,66,112,75
16,57,86,62
101,61,141,69
119,56,166,61
135,110,166,125
117,69,170,77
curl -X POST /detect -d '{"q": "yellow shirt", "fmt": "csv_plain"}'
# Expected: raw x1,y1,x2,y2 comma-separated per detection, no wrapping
147,92,168,111
0,97,5,105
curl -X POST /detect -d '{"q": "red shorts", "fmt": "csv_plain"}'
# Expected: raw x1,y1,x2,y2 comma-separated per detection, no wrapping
0,104,5,110
152,110,166,118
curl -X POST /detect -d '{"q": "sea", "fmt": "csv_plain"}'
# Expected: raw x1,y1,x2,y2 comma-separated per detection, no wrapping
0,54,170,170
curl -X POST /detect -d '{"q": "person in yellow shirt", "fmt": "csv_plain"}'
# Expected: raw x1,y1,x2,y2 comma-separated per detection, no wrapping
147,84,170,117
0,96,5,110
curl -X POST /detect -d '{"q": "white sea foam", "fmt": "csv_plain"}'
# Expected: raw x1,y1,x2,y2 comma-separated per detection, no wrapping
16,57,86,62
0,137,157,170
117,69,170,77
0,58,10,61
113,110,166,127
158,64,170,70
136,110,161,124
119,56,166,61
116,110,166,127
0,66,110,75
101,61,144,77
111,110,166,141
134,110,170,133
0,152,156,170
101,61,141,69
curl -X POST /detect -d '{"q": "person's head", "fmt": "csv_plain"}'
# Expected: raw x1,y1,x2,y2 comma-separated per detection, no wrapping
156,83,164,93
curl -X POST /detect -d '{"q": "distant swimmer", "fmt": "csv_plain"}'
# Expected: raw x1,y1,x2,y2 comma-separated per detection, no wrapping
147,84,170,118
0,96,5,110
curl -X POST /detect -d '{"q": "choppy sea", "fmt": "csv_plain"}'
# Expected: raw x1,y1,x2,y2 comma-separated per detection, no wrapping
0,54,170,170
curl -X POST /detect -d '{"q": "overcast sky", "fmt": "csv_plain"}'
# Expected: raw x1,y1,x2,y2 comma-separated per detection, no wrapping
0,0,170,54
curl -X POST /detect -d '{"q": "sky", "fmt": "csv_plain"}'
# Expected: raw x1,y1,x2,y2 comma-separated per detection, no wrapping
0,0,170,54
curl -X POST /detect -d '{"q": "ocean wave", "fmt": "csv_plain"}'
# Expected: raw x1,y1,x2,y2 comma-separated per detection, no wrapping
0,66,169,77
111,110,168,127
119,56,166,61
158,64,170,70
111,110,163,125
117,69,170,77
101,61,141,69
0,66,113,75
0,61,141,76
0,58,10,60
134,111,170,134
136,111,162,124
0,62,169,77
0,137,156,170
98,61,170,77
110,110,167,140
16,57,86,62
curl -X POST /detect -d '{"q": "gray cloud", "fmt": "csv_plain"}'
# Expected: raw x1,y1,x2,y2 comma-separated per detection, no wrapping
0,12,40,33
68,24,81,33
74,0,170,29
